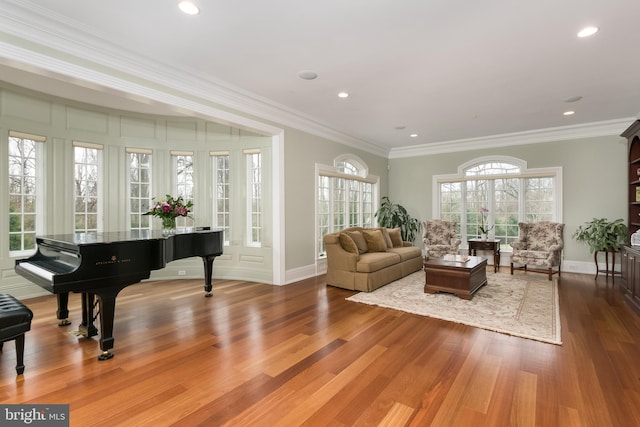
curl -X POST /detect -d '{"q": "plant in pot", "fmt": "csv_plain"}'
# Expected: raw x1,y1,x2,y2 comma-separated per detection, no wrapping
572,218,628,253
374,196,421,243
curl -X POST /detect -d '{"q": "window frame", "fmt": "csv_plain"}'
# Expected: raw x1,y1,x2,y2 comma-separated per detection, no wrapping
315,155,379,258
171,151,194,230
433,156,562,249
210,151,230,245
126,147,153,232
245,149,262,247
73,141,104,233
8,131,45,257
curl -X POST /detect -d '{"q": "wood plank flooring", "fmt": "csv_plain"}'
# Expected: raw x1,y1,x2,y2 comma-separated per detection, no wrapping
1,271,639,426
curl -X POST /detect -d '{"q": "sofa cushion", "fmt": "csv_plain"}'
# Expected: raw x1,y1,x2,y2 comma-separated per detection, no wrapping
345,230,368,254
388,227,403,247
376,227,394,249
356,252,401,273
363,229,387,252
339,233,359,254
388,246,422,262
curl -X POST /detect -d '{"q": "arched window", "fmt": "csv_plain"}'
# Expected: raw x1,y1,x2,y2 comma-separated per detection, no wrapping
316,155,379,257
434,156,562,247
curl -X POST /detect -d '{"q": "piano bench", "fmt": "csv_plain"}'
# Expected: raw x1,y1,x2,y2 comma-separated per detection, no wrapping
0,294,33,375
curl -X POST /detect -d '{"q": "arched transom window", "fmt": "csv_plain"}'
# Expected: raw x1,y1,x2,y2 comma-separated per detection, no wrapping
434,156,562,247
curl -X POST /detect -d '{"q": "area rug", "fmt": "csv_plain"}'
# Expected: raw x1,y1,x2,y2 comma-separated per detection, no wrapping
346,271,561,345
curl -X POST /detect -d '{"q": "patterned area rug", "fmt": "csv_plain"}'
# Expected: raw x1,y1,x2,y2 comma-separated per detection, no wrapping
346,271,562,345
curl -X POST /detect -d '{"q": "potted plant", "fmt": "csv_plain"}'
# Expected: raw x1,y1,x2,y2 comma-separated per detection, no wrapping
374,196,421,242
573,218,628,253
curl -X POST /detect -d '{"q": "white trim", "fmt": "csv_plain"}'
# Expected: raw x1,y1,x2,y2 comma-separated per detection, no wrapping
390,118,634,159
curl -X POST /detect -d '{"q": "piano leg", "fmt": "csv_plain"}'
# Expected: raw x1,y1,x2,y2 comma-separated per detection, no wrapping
202,255,216,298
92,282,135,361
56,292,71,326
79,292,99,338
96,292,116,360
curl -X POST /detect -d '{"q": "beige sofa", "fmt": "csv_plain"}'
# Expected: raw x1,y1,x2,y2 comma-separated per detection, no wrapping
323,226,423,292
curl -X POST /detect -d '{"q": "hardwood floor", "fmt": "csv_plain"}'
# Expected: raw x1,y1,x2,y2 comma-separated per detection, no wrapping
1,271,639,426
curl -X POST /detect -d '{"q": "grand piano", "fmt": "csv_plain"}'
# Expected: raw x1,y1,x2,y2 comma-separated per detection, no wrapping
15,228,223,360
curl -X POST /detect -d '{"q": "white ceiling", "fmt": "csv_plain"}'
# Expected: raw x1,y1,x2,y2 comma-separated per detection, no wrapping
1,0,639,154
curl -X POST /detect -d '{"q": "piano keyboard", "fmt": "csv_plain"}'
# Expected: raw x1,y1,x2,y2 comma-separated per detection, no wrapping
18,262,54,281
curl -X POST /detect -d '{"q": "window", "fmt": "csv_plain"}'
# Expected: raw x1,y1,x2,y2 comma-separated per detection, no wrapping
8,131,44,254
435,156,561,247
172,151,194,229
316,156,378,257
211,151,230,244
245,149,261,246
127,148,152,231
74,141,103,233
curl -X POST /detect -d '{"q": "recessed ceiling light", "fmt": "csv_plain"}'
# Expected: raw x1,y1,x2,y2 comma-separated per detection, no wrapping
410,134,418,138
338,92,349,98
563,111,575,116
298,70,318,80
577,26,599,38
178,1,200,15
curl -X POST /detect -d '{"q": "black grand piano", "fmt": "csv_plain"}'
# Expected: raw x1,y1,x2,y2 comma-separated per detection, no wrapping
15,228,223,360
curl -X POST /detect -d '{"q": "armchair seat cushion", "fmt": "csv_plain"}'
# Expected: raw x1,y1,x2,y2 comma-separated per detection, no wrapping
511,250,553,267
512,250,549,261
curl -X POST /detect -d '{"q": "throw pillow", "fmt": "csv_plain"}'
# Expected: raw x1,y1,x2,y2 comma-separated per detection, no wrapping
362,229,388,252
339,233,359,254
346,231,368,254
377,227,394,248
388,227,403,247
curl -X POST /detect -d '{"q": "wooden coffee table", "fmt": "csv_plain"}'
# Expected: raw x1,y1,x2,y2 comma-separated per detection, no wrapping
423,256,487,300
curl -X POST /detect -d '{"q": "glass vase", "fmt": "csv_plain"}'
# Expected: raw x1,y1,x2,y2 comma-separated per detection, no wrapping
161,217,177,235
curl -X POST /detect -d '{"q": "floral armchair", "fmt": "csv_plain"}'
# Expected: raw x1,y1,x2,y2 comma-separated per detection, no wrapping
422,220,461,258
510,221,565,280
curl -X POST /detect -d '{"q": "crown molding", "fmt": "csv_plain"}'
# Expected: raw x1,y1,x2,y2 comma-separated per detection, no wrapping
388,117,636,159
0,0,389,158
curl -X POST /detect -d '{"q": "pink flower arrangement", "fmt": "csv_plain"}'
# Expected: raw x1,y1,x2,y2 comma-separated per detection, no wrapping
144,194,193,220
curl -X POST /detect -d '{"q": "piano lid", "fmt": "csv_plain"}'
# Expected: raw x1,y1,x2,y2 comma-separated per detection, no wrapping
36,228,223,247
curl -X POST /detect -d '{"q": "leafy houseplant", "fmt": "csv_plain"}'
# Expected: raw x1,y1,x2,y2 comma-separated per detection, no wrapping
573,218,628,253
374,196,421,243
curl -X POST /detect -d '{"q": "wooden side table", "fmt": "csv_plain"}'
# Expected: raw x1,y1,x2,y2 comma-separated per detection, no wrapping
594,248,621,280
468,238,501,273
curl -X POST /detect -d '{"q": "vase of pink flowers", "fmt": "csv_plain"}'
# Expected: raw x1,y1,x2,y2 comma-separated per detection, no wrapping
144,194,193,235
